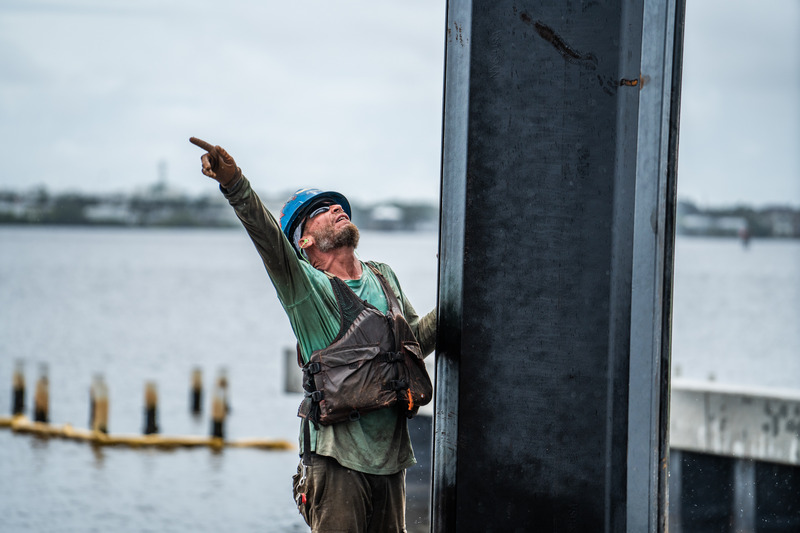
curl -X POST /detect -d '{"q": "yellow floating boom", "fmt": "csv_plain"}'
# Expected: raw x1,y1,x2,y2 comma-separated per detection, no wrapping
0,415,293,451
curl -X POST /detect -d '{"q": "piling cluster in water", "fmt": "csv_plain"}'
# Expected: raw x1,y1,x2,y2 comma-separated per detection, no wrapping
1,361,291,451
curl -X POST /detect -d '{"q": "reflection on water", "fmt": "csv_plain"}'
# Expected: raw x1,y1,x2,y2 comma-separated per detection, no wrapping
90,443,106,468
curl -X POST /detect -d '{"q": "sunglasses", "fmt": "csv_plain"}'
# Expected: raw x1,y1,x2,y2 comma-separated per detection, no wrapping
300,201,335,235
307,205,331,220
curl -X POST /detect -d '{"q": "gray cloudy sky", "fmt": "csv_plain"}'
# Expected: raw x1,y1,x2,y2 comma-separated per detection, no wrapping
679,0,800,208
1,0,798,207
0,0,446,204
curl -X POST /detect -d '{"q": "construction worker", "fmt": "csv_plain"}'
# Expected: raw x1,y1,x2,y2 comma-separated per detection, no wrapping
190,138,436,533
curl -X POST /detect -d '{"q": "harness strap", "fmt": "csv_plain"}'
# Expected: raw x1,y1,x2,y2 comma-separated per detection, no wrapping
365,262,403,315
328,276,370,344
302,418,313,465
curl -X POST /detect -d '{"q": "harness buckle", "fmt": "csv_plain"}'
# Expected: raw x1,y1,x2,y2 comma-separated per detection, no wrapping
299,462,308,485
387,379,408,391
306,390,323,402
382,352,404,363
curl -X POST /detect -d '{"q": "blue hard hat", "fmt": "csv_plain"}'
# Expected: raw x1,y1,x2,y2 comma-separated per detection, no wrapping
279,188,352,254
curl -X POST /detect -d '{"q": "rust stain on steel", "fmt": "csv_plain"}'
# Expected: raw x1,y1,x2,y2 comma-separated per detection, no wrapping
449,22,465,46
519,11,619,96
519,14,597,69
533,21,589,64
620,77,639,87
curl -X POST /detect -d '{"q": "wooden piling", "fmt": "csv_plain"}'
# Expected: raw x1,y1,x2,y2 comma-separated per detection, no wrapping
143,381,158,435
190,367,203,415
92,376,109,434
210,383,226,440
216,368,230,413
33,365,49,423
89,374,100,428
12,360,25,416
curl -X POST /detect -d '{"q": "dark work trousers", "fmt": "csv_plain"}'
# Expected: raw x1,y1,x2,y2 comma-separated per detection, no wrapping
292,453,407,533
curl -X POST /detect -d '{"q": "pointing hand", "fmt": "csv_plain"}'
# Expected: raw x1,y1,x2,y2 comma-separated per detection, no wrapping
189,137,242,188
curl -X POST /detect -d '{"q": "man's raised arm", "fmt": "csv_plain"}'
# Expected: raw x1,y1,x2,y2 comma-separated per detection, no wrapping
189,137,310,304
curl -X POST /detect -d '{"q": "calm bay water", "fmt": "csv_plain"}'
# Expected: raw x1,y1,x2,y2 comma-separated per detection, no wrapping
0,226,438,533
671,236,800,390
0,227,797,532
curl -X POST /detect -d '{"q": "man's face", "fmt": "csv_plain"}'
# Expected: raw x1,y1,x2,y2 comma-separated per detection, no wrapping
303,203,359,252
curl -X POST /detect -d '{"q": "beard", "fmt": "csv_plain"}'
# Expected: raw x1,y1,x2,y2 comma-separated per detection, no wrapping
311,222,360,252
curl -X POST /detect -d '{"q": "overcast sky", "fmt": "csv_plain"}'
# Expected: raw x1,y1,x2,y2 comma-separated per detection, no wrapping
1,0,798,207
679,0,800,208
0,0,447,204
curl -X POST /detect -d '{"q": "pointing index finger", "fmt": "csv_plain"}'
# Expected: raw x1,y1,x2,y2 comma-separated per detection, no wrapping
189,137,215,152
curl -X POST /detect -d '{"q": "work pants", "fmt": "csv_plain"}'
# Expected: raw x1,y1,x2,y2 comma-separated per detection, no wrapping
292,454,407,533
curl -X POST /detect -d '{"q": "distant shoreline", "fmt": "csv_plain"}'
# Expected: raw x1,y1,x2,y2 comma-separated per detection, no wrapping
0,187,439,232
2,189,798,237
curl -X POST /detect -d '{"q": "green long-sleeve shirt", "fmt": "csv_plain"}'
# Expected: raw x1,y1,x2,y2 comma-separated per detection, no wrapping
223,177,436,475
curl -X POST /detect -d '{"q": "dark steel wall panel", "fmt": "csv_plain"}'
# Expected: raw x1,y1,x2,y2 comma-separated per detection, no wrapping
434,0,684,531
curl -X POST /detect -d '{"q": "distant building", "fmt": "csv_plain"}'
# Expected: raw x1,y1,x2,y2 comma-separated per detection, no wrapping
369,204,405,231
761,207,798,237
678,213,748,237
675,198,800,239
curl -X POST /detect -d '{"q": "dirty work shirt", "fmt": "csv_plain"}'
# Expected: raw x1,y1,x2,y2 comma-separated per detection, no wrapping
222,176,436,476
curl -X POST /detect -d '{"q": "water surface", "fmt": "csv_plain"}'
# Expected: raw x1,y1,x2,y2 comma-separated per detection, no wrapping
1,227,797,532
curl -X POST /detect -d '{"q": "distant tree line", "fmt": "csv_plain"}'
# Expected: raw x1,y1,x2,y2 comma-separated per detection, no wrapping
8,186,794,237
0,186,439,231
677,199,800,238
